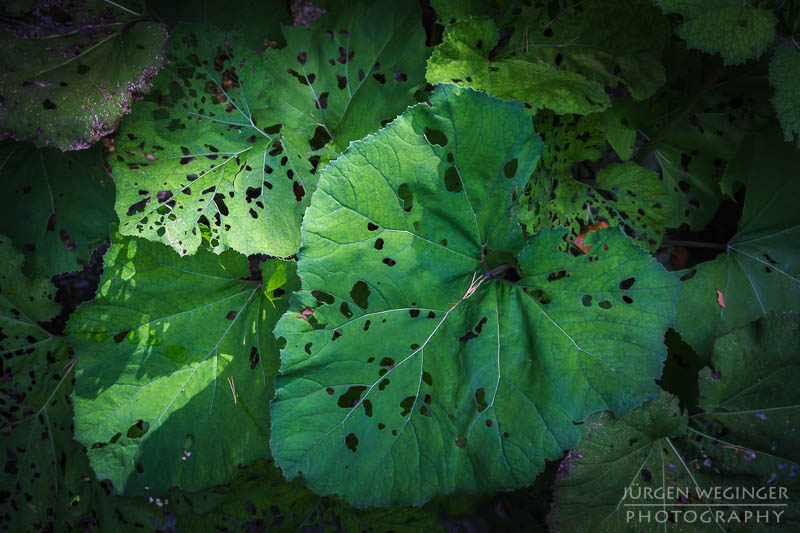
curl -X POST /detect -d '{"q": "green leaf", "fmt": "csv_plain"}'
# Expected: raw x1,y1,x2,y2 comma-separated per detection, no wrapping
147,0,292,49
660,0,777,65
0,1,167,150
674,132,800,360
114,0,427,257
503,0,671,101
172,459,445,531
550,315,800,531
0,142,115,277
270,84,680,507
594,162,679,251
426,18,611,115
67,237,298,495
0,235,166,530
769,43,800,148
547,394,687,532
430,0,491,24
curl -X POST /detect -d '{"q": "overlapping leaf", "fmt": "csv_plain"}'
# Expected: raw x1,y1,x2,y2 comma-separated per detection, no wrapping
769,43,800,148
675,132,800,359
659,0,777,65
0,0,167,150
67,237,297,495
113,0,427,257
0,142,115,277
548,313,800,532
270,84,680,507
426,0,671,115
172,459,444,532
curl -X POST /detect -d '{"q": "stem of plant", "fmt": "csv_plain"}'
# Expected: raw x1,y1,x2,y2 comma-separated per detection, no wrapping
662,239,728,250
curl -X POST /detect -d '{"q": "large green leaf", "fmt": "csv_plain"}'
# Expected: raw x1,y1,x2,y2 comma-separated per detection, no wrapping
0,236,166,530
674,133,800,359
67,237,297,495
659,0,777,65
0,1,166,150
548,313,800,532
270,84,680,507
0,142,115,277
113,0,427,257
769,43,800,148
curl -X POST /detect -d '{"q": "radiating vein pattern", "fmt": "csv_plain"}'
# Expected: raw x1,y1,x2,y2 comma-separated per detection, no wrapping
270,85,680,507
68,237,297,495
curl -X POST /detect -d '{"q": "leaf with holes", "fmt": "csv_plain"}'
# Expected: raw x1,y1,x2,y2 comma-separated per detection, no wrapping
426,18,611,115
659,0,777,65
0,142,116,277
0,0,167,150
674,132,800,360
769,43,800,148
0,235,71,529
548,313,800,532
270,84,680,507
67,236,298,495
113,0,427,257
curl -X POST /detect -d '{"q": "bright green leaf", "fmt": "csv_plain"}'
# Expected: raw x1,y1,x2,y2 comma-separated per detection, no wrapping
0,142,115,277
674,132,800,360
68,237,298,495
660,0,777,65
0,2,166,150
270,85,680,507
769,43,800,148
114,0,427,257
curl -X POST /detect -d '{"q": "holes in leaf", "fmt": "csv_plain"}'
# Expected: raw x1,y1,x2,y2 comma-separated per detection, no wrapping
42,99,56,110
399,396,416,417
249,347,259,369
378,378,390,391
331,330,342,341
312,290,335,305
226,310,238,320
598,300,612,310
382,258,396,267
422,372,433,386
444,167,462,192
455,435,467,448
363,399,373,417
378,423,385,430
363,320,371,331
581,294,592,307
309,125,332,150
326,387,334,395
547,269,567,282
339,302,352,318
423,127,448,146
304,342,313,355
393,71,407,82
345,432,358,452
397,183,413,212
297,50,307,65
350,281,370,309
113,330,130,344
485,419,493,427
503,158,518,178
619,277,635,290
293,181,306,202
316,91,328,110
374,238,384,250
525,288,551,305
367,222,379,231
641,468,652,482
337,386,366,408
126,419,149,439
372,72,386,84
680,269,697,282
474,388,488,412
622,295,633,304
409,309,420,318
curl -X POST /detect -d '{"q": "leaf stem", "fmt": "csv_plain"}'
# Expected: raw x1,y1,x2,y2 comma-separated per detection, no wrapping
662,239,728,250
634,63,726,164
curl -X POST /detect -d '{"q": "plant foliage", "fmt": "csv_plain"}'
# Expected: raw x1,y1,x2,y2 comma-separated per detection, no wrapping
1,0,799,530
